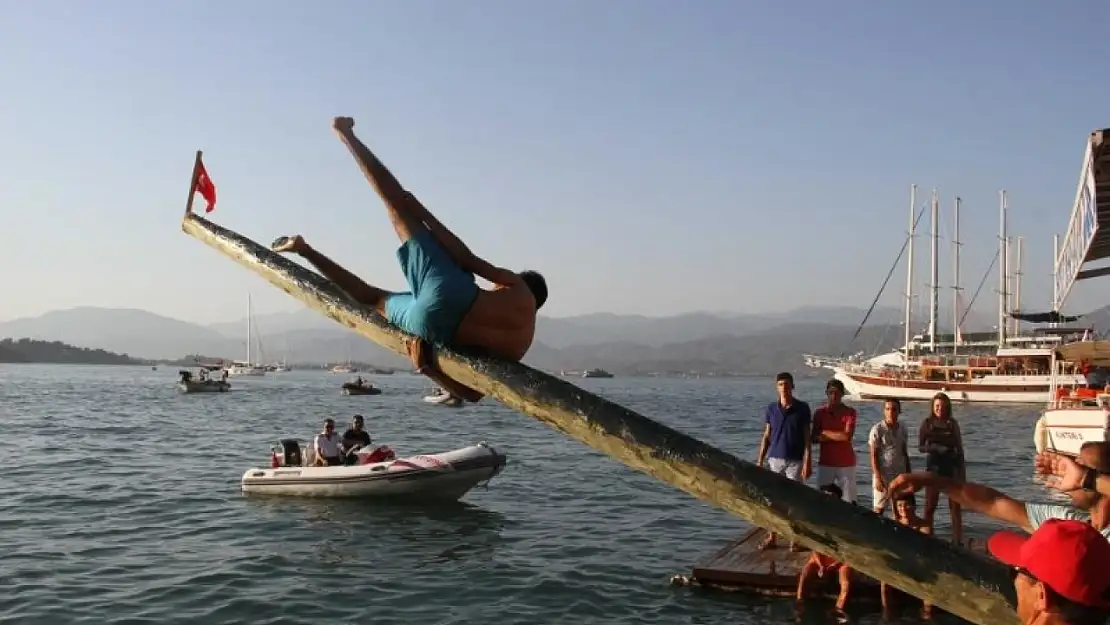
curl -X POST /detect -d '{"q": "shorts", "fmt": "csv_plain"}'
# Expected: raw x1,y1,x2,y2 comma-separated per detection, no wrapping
767,457,804,481
871,467,904,512
384,231,479,344
817,465,857,503
926,453,963,479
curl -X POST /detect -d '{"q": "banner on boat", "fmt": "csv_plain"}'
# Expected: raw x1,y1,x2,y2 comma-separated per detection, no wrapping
1053,139,1099,310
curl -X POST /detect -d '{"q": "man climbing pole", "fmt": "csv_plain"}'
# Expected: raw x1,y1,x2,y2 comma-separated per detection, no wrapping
271,117,548,401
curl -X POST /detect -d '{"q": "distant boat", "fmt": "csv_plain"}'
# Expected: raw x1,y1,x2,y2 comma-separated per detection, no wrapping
423,387,462,407
342,378,381,395
176,369,230,393
582,368,614,379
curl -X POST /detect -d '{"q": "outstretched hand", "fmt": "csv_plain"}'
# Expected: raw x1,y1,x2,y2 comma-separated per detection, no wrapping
886,471,932,497
1035,451,1086,492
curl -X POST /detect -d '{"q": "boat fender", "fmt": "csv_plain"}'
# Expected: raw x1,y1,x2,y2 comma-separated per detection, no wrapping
1034,416,1047,453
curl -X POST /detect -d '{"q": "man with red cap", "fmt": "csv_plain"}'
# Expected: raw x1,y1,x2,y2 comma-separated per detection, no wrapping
988,518,1110,624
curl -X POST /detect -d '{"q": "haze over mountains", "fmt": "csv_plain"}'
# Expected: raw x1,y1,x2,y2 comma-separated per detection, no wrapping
0,303,1099,376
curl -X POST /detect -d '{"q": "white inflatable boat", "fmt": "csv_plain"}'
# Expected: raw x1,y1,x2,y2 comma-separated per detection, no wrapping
240,440,506,500
422,389,462,406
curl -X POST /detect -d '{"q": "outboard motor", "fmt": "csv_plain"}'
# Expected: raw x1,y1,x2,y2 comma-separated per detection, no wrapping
280,439,303,467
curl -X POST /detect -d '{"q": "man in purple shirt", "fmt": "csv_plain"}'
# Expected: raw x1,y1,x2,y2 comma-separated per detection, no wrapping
756,371,813,551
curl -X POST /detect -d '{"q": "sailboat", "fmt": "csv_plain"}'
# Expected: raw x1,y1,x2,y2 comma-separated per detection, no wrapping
227,294,267,377
804,187,1087,403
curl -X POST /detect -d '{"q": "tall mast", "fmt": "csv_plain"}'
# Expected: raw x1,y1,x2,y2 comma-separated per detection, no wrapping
997,190,1009,346
1052,234,1061,324
1014,236,1024,336
247,293,252,364
928,189,939,352
904,184,917,368
952,196,962,354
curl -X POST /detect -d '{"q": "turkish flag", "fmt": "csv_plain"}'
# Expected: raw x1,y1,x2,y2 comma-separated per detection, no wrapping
194,159,217,213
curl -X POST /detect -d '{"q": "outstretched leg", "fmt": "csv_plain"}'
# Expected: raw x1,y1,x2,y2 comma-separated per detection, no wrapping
331,117,425,244
272,235,393,314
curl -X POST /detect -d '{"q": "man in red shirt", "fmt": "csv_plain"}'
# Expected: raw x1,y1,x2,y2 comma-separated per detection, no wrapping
813,379,858,503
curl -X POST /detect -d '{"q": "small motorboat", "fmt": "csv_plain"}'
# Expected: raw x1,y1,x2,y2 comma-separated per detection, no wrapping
176,369,230,393
241,440,507,499
342,381,382,396
422,388,462,406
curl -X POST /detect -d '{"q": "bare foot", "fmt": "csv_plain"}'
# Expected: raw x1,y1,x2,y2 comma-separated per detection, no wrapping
271,234,306,254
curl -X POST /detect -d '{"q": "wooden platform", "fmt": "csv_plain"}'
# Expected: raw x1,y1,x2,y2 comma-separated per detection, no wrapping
688,528,990,603
690,528,882,600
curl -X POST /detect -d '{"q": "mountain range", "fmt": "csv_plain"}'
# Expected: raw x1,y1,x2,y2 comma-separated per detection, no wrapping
0,303,1098,376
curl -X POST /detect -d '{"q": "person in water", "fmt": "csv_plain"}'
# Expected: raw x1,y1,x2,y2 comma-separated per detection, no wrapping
880,492,933,619
988,519,1110,625
918,391,966,544
272,117,548,401
795,483,853,611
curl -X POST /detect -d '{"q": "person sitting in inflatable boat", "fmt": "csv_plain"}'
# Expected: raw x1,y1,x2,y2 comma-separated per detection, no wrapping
313,418,345,466
341,415,372,464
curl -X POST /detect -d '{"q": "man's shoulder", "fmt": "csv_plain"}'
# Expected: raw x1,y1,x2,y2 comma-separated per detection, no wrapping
1025,502,1089,526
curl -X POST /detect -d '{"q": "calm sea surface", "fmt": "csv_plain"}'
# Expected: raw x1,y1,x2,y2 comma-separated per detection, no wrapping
0,365,1055,625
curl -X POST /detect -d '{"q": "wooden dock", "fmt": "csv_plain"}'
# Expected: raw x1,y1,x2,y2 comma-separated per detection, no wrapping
686,527,989,605
688,528,882,601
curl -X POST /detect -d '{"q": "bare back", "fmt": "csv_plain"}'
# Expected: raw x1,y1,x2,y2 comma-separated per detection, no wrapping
455,285,537,361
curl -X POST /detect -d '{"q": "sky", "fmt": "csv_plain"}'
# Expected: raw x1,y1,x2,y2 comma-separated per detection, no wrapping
1,0,1109,326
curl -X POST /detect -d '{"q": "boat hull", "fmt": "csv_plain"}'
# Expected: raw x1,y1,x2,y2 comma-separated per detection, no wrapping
1035,408,1110,457
342,385,381,396
241,443,506,499
833,368,1087,404
177,381,230,393
227,367,266,377
423,394,462,406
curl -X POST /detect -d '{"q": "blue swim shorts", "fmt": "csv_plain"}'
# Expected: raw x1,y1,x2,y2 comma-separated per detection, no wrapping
384,231,479,344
